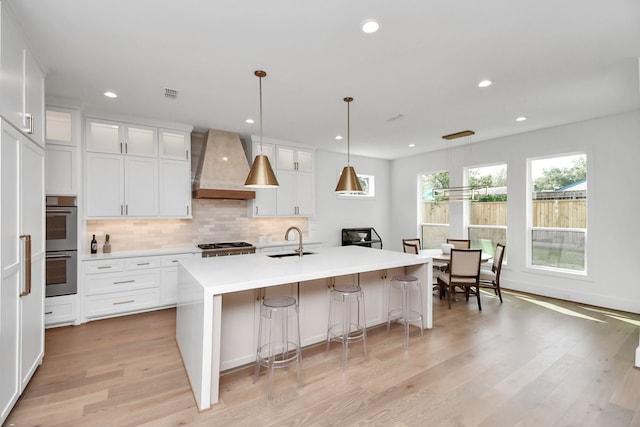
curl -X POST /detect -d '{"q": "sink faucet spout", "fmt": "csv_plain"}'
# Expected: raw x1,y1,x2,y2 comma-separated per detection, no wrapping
285,226,304,257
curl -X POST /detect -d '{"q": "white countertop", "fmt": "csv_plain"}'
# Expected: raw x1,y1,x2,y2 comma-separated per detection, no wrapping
82,246,201,261
179,245,432,295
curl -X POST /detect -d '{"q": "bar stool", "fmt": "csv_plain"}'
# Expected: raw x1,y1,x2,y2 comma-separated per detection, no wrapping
387,275,424,349
253,295,303,404
326,281,367,369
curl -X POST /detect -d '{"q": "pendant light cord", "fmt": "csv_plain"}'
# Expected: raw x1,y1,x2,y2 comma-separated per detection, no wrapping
255,70,267,155
345,97,353,166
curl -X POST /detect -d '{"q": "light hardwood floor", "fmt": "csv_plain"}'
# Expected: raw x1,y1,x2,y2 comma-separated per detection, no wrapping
5,289,640,427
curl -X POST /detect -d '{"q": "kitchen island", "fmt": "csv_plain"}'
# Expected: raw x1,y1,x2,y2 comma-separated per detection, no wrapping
176,245,433,410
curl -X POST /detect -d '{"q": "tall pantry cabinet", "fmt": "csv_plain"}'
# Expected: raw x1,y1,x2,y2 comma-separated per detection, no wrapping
1,2,47,424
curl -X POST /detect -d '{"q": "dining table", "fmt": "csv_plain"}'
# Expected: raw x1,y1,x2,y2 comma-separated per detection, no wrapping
418,248,493,264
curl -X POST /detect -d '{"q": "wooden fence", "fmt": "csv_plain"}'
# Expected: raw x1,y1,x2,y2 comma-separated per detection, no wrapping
422,200,586,228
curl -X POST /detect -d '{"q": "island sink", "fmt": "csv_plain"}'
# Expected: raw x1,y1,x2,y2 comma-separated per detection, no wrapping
268,252,316,258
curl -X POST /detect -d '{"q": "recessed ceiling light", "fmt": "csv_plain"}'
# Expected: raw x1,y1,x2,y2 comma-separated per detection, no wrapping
335,135,343,140
104,91,118,98
408,144,416,148
361,19,380,34
478,80,492,88
516,116,527,122
245,118,255,124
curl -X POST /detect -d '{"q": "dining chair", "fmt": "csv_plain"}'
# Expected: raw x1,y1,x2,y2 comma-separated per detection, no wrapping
479,243,505,303
446,238,471,249
402,238,421,254
437,249,482,310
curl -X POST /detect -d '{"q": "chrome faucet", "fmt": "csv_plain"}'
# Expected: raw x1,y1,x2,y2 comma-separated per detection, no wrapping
285,226,304,257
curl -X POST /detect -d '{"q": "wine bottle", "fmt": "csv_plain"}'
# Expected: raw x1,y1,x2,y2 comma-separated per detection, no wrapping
91,234,98,254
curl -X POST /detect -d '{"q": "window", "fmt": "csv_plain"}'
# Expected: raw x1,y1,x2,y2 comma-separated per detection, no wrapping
467,164,507,259
419,171,449,249
529,154,587,273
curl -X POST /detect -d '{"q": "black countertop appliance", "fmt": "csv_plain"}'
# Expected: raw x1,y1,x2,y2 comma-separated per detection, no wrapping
341,227,383,249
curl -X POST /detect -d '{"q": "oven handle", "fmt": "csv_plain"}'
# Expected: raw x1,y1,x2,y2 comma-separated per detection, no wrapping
46,209,74,214
46,253,73,259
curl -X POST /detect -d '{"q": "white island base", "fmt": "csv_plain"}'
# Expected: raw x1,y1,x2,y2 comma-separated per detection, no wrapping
175,245,433,411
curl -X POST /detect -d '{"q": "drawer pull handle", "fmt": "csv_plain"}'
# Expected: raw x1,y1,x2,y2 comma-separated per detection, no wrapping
113,280,135,285
136,262,150,266
45,311,53,315
97,266,112,269
171,260,178,263
113,300,134,305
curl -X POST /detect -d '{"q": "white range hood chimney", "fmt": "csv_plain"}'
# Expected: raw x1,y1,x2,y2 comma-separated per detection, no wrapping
192,129,256,200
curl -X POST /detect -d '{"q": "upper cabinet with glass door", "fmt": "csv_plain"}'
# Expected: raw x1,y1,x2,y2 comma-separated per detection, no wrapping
276,146,313,172
85,118,157,157
159,129,190,160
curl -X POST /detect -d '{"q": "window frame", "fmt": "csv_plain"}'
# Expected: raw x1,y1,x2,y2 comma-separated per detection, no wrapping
526,152,589,277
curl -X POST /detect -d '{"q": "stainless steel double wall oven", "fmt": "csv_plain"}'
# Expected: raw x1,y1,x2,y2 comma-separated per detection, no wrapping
45,196,77,297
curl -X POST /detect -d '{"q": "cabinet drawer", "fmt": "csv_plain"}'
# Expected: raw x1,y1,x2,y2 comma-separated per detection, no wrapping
161,253,193,267
84,270,160,295
84,259,125,274
125,256,162,270
84,288,160,318
45,295,78,326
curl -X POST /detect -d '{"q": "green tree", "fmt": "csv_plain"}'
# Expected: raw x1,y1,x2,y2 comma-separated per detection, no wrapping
534,156,586,192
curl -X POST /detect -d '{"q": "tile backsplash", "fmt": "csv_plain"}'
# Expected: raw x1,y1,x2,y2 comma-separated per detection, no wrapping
86,199,308,253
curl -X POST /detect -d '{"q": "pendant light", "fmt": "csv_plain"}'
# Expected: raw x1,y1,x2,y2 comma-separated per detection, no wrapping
335,97,363,193
245,70,279,188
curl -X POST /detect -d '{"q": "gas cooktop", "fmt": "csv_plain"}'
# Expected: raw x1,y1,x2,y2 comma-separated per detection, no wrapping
197,242,254,250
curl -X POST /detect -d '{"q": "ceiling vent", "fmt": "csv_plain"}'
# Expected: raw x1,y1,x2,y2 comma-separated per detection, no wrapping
164,88,179,99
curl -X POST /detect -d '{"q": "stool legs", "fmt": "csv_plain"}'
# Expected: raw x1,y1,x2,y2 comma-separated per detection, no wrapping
387,276,424,349
253,296,303,404
326,282,367,369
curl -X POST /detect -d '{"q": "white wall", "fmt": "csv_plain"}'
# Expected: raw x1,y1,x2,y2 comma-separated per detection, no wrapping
390,110,640,313
312,150,391,248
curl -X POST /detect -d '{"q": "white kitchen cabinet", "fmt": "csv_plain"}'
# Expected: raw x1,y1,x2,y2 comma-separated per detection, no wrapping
220,282,296,371
85,153,157,218
83,257,161,320
159,159,191,218
86,118,157,157
0,7,45,147
275,145,314,217
45,106,79,195
45,108,74,146
44,294,79,327
24,49,45,145
298,278,330,347
220,289,259,371
276,169,314,216
85,118,191,219
82,252,195,321
46,144,77,195
247,141,277,217
1,120,45,424
159,129,190,160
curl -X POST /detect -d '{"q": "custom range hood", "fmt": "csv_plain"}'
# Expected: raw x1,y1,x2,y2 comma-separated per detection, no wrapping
191,129,256,200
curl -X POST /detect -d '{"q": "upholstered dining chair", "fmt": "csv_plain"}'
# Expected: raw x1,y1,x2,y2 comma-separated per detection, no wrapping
402,238,421,254
479,243,505,303
437,249,482,310
446,238,471,249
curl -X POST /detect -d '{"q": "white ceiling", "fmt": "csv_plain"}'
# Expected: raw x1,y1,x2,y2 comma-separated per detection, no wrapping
7,0,640,159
